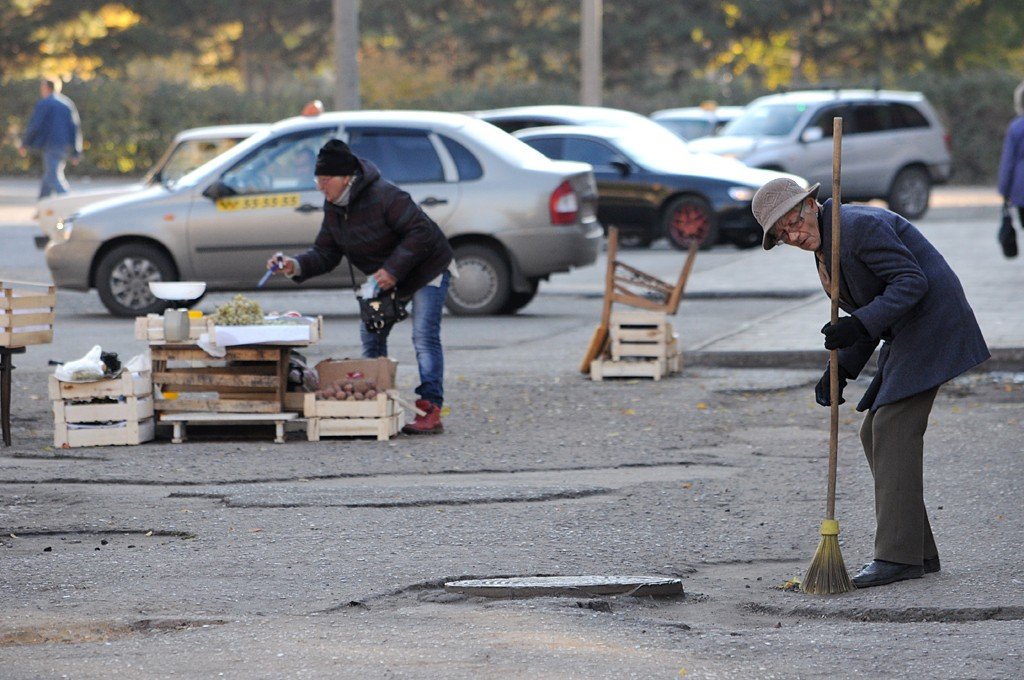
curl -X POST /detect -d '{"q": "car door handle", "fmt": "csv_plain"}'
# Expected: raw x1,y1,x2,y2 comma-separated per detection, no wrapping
295,203,322,213
419,197,449,207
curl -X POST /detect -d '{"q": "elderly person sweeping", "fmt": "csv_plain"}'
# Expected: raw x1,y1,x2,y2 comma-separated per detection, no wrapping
751,178,989,588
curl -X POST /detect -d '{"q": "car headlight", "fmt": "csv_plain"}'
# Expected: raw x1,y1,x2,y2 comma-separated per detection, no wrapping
728,187,755,202
55,217,74,241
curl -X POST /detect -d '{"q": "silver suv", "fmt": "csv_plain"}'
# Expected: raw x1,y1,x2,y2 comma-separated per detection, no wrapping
688,90,952,219
44,111,601,317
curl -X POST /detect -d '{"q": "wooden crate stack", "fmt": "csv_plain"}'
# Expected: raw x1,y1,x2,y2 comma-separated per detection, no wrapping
301,358,404,441
150,345,290,414
49,372,155,448
590,310,682,381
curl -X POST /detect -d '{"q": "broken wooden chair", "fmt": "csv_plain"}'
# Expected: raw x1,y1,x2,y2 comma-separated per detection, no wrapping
579,227,698,373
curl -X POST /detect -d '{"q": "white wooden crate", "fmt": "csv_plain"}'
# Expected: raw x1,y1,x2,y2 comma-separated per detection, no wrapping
49,372,156,448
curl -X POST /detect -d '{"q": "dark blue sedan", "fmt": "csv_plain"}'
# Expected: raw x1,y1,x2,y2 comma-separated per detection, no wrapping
514,125,805,249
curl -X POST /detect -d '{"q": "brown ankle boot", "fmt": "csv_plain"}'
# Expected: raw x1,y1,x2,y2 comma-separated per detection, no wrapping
402,399,444,434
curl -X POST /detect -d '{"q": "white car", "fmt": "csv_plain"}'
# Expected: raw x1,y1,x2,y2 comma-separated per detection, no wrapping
44,111,601,317
34,124,267,247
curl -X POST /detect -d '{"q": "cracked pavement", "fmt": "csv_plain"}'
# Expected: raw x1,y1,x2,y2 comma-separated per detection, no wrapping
1,182,1022,678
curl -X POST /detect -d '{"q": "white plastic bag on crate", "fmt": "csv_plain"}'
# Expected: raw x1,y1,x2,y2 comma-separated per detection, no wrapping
54,345,105,382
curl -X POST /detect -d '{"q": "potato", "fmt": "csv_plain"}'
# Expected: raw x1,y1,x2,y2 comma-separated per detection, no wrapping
364,389,377,400
353,392,365,400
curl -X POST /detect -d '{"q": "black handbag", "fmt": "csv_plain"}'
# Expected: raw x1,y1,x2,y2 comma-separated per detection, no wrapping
358,289,409,335
349,261,409,335
999,203,1018,259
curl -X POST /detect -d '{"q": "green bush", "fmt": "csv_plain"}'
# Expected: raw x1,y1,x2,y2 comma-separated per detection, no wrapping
2,70,1019,186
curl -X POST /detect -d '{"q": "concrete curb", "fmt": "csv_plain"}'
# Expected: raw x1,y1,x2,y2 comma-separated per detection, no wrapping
683,347,1024,372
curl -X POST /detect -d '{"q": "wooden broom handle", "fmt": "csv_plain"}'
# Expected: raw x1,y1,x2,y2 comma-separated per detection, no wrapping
827,117,843,520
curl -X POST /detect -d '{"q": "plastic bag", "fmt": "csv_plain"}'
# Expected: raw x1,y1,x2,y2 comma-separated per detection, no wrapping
55,345,106,382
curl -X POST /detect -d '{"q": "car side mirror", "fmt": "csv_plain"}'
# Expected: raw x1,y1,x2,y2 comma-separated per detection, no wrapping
800,127,824,143
202,180,236,200
610,160,631,177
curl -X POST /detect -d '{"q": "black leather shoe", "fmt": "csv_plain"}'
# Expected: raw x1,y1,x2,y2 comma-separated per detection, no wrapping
923,556,941,574
852,560,924,588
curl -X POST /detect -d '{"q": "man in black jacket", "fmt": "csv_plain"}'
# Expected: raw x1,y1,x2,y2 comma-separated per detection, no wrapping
268,139,454,434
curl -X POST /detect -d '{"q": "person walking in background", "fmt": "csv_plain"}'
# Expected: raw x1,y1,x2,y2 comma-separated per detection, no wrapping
998,79,1024,226
266,139,454,435
751,178,990,588
18,77,83,199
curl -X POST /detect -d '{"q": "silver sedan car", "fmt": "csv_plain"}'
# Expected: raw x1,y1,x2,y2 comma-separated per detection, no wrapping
45,111,602,317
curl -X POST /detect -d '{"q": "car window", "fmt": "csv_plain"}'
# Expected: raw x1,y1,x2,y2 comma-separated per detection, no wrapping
521,137,563,159
562,138,621,171
806,105,850,137
220,129,335,195
851,104,890,134
159,137,245,185
890,103,929,129
440,135,483,181
657,119,713,141
348,129,445,183
724,103,805,137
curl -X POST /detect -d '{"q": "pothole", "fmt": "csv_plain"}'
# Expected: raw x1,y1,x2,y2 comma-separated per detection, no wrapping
169,463,730,509
745,602,1024,623
0,618,227,647
0,529,196,552
173,486,617,509
444,575,684,599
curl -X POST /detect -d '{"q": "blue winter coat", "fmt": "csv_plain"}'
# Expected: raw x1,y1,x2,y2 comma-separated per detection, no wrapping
998,116,1024,207
22,93,82,155
818,200,990,412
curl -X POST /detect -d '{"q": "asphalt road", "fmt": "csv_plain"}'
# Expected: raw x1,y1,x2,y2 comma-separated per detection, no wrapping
1,183,1022,679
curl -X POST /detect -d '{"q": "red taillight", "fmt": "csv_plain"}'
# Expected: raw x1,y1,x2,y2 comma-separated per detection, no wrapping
549,180,579,225
944,132,952,153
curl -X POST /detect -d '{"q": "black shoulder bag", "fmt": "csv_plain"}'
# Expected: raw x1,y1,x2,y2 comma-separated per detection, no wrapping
999,202,1018,259
348,260,409,335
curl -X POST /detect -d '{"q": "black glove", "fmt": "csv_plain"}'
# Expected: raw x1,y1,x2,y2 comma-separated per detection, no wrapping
821,315,868,350
815,364,849,407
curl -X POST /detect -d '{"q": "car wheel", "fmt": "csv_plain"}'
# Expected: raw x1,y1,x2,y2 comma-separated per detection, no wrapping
445,244,512,316
663,195,717,250
499,279,539,314
95,243,177,317
887,167,931,220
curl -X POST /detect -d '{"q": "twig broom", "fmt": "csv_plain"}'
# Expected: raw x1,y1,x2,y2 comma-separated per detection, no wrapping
802,117,856,595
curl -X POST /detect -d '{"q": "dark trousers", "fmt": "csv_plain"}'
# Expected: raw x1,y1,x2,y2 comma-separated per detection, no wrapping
859,386,941,565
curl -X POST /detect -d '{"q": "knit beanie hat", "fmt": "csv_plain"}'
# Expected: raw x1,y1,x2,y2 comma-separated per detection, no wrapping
315,139,359,176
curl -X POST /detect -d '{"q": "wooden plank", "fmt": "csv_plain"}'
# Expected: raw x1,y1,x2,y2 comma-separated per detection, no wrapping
155,398,280,414
54,418,155,448
150,346,282,362
134,313,207,343
152,370,279,389
2,311,55,327
589,357,673,381
54,396,154,424
611,340,674,359
612,327,668,342
308,412,402,441
610,309,669,326
305,392,394,418
48,372,152,400
159,412,298,423
0,329,53,346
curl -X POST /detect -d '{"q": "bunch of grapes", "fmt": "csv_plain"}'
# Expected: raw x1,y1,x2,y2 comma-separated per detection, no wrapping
215,294,265,325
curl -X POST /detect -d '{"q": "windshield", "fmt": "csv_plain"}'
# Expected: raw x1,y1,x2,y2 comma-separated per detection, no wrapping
152,137,248,186
721,102,808,137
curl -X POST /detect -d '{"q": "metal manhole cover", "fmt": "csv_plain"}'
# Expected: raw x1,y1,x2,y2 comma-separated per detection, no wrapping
444,575,683,598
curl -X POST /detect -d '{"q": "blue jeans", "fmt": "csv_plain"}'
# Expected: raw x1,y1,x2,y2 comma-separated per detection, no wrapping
40,146,71,198
360,271,449,407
